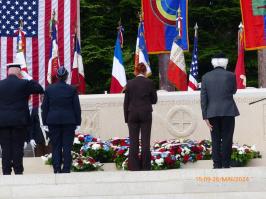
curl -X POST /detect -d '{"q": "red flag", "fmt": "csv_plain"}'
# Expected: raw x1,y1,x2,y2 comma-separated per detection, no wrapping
240,0,266,50
142,0,189,53
235,24,246,89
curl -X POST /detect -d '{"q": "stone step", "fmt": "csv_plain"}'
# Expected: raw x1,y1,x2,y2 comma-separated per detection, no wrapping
13,193,266,199
0,167,266,198
1,158,264,174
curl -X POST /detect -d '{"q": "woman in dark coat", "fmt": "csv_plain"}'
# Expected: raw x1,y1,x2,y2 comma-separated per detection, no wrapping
123,63,157,171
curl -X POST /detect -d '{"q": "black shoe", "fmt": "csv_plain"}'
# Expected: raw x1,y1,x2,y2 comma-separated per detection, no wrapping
213,166,222,169
223,166,231,169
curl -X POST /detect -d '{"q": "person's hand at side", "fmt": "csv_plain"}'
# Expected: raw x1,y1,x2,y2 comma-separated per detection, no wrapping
41,125,49,132
75,126,80,133
30,139,37,148
24,142,28,149
205,119,213,131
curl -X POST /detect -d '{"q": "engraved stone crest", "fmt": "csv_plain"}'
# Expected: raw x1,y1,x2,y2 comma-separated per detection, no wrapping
166,106,197,138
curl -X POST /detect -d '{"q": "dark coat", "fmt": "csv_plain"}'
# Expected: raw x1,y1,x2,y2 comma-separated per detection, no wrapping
200,67,240,119
41,81,81,125
0,75,44,127
124,76,157,123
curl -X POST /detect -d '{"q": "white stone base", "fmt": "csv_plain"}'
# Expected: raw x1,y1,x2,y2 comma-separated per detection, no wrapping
0,166,266,199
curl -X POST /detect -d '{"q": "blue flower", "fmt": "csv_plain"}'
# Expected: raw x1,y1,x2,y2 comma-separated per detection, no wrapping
103,144,110,151
84,135,93,143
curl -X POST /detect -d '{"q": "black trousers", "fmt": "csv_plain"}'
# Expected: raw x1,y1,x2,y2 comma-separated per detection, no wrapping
49,125,75,173
128,111,152,171
0,127,27,175
209,116,235,168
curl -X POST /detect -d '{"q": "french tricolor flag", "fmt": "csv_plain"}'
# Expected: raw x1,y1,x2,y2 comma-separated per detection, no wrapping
135,21,151,75
71,34,86,94
47,13,60,84
167,8,187,91
110,27,127,94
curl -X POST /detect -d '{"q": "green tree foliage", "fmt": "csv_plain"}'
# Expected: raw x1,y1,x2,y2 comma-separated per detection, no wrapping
80,0,258,93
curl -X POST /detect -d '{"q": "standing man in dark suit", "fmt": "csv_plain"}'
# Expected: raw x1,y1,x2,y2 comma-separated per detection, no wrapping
0,63,44,175
42,66,81,173
200,53,240,169
124,63,157,171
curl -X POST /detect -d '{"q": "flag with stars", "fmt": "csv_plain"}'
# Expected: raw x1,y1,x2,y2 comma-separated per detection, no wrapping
0,0,78,107
188,29,199,91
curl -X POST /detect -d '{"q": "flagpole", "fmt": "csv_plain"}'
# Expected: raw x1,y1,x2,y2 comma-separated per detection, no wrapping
77,0,80,40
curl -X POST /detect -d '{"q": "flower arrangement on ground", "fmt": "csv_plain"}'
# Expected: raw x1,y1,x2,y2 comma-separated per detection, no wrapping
231,144,261,167
42,133,261,171
71,152,103,172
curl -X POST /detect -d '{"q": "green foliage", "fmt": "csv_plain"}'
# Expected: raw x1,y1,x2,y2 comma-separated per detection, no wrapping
80,0,258,93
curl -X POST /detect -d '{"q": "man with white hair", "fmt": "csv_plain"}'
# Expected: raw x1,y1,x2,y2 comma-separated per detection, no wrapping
200,53,240,169
0,63,44,175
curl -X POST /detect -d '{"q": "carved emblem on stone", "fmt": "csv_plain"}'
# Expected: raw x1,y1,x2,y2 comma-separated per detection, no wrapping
166,106,197,138
80,107,99,133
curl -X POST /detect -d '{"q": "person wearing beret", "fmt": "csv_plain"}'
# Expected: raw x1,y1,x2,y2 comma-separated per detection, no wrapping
200,53,240,169
41,66,81,173
124,62,157,171
0,63,44,175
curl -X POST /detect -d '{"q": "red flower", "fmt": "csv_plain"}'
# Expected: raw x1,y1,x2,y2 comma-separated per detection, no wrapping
169,148,176,155
165,156,175,165
77,159,83,165
159,148,165,152
177,147,182,154
191,146,199,153
196,154,203,160
121,140,128,146
78,136,84,142
92,137,98,142
183,155,190,162
88,157,96,164
112,139,119,146
117,150,125,156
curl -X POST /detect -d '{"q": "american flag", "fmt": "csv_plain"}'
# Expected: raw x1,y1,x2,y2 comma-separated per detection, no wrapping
188,24,199,91
0,0,78,107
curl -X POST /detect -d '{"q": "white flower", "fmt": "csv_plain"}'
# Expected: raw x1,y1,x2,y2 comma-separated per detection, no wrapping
238,150,244,155
41,155,48,162
251,145,256,151
124,150,129,156
73,137,80,144
92,143,101,150
155,158,164,166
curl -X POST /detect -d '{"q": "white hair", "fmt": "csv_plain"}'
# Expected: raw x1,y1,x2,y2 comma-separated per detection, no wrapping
211,58,228,69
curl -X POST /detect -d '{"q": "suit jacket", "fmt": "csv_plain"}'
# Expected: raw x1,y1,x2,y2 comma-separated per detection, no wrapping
200,67,240,119
41,80,81,125
0,75,44,127
123,76,157,123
